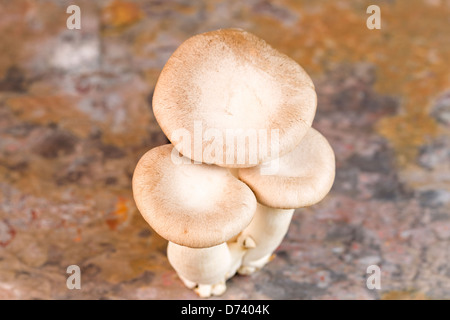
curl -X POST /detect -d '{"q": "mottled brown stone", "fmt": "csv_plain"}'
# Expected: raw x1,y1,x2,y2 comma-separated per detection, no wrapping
0,0,449,300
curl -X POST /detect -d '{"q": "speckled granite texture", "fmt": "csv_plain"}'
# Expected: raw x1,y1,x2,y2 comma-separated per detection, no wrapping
0,0,449,300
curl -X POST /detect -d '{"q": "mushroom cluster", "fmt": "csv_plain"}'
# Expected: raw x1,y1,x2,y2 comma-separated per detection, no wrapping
132,29,335,297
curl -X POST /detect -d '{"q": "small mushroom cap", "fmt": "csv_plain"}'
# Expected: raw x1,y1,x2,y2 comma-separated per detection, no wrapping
153,28,316,167
238,128,335,209
132,144,257,248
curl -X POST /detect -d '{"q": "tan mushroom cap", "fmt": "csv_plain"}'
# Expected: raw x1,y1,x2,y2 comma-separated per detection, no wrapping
132,144,257,248
238,128,335,209
153,28,316,168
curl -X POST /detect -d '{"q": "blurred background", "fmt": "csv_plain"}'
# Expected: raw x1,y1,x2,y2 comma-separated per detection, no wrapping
0,0,449,299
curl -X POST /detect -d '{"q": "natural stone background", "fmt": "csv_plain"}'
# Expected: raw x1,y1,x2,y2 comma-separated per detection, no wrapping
0,0,449,299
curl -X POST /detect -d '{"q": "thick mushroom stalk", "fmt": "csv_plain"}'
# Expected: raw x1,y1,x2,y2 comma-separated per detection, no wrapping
167,242,231,297
132,144,256,297
237,128,335,273
237,204,294,275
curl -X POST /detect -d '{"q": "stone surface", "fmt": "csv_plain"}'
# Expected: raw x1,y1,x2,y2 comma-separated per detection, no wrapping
0,0,449,300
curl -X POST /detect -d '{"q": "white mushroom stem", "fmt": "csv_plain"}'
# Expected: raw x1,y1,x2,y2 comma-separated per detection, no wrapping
226,241,248,280
167,242,232,298
237,203,294,275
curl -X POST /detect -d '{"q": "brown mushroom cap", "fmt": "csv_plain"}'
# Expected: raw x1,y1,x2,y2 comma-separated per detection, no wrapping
153,28,316,168
132,144,257,248
238,128,335,209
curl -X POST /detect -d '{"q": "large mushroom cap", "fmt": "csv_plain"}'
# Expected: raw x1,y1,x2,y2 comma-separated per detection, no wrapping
153,28,316,168
132,144,257,248
238,128,335,209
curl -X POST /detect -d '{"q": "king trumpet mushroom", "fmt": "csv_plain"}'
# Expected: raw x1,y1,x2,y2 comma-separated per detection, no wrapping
132,144,256,297
237,128,335,274
132,28,334,297
152,28,317,167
